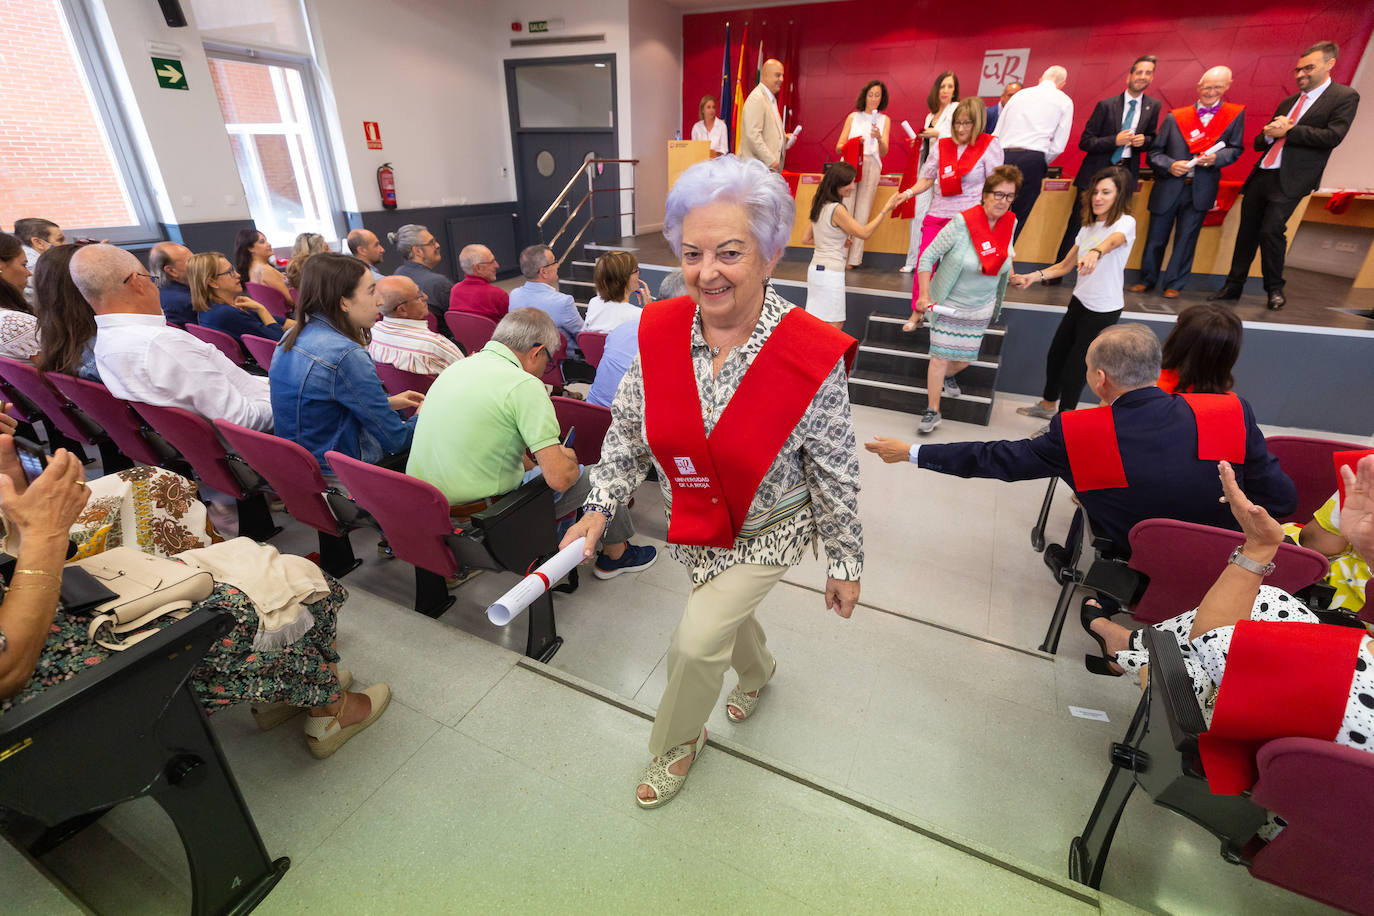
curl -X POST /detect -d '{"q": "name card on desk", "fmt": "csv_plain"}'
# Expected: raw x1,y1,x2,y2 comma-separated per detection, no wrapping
1043,179,1073,192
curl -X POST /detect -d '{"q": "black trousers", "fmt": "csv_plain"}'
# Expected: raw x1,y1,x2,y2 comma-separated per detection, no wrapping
1003,149,1047,243
1042,296,1122,411
1054,189,1085,264
1224,168,1303,293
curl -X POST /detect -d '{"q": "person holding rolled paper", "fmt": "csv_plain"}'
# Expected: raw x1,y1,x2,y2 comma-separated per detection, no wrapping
1132,66,1244,298
895,96,1003,276
835,80,892,268
903,164,1022,434
560,155,864,810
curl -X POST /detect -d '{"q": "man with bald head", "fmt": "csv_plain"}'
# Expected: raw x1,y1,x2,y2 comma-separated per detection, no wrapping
346,228,385,278
148,241,197,325
739,58,798,171
368,275,463,375
1050,56,1161,269
70,244,272,431
447,243,509,323
1134,66,1245,297
993,65,1075,240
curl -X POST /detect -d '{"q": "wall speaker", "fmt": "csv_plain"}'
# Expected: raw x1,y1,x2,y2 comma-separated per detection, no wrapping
158,0,188,28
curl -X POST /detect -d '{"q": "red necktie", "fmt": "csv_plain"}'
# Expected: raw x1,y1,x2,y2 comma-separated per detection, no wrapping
1261,93,1306,168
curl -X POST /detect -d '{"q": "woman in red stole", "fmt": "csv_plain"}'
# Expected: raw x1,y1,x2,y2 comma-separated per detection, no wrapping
904,164,1023,434
893,97,1004,281
1157,302,1242,395
559,155,865,809
1084,458,1374,800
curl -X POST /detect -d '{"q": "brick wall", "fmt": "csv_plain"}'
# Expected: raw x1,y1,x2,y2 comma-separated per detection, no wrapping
208,57,303,221
0,0,135,229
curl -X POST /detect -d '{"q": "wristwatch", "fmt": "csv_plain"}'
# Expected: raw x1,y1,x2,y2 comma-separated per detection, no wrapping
1228,546,1276,577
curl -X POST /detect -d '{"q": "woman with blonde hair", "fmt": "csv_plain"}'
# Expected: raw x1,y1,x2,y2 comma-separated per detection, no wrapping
285,232,329,290
584,250,652,333
186,251,291,344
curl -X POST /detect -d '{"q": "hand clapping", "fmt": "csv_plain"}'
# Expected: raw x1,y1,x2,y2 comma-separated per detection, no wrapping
1338,455,1374,564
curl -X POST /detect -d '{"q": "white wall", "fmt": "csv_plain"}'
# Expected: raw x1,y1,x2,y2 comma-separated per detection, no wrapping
1320,30,1374,190
629,0,684,233
87,0,681,233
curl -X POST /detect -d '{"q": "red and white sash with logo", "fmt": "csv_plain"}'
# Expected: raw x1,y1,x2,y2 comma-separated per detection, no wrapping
1061,393,1247,492
639,297,857,548
961,203,1014,276
937,134,993,197
1171,102,1244,155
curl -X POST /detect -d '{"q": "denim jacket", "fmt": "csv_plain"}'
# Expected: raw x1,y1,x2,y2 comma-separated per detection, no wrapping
269,317,416,472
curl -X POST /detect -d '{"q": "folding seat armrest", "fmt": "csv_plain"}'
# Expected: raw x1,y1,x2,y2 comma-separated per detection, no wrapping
472,476,556,525
466,478,559,573
1144,627,1208,758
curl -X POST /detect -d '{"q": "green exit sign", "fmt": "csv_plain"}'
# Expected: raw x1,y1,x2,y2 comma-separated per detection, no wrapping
528,20,548,32
151,56,187,90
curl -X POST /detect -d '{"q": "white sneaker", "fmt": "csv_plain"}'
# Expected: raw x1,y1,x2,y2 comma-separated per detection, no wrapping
898,265,915,274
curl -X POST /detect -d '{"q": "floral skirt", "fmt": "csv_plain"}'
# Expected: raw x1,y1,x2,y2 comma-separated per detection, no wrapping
0,578,346,717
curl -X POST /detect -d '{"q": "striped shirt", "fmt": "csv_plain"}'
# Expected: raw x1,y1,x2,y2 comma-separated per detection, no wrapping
366,317,463,376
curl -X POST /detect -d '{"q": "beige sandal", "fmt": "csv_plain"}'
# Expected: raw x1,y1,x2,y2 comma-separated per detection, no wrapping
251,667,352,731
636,726,706,809
725,657,776,722
304,683,390,759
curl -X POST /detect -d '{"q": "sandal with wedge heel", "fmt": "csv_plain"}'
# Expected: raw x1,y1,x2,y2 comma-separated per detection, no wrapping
251,667,353,731
304,683,391,759
725,657,776,722
636,726,706,809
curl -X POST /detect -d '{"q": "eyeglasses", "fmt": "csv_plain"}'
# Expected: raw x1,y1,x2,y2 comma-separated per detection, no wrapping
396,291,428,306
421,239,441,249
123,270,155,286
541,259,558,272
989,191,1016,202
215,267,237,278
953,120,974,127
1294,64,1319,75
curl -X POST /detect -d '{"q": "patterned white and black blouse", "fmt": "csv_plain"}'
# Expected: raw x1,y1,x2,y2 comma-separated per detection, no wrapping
586,287,863,587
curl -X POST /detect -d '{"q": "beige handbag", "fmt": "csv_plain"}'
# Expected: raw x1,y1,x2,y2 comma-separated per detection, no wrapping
76,547,216,651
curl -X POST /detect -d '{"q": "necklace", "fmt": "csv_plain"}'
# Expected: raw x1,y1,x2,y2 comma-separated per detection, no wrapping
709,345,730,359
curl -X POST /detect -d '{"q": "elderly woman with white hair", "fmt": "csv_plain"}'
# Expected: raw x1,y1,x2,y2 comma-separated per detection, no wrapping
560,155,865,808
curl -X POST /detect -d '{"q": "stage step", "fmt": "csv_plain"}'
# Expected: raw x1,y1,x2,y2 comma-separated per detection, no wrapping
847,312,1006,426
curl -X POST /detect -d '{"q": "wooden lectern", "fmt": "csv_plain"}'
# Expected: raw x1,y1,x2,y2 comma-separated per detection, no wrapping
668,140,710,192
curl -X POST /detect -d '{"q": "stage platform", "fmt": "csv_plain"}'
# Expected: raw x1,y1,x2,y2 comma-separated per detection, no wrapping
581,234,1374,438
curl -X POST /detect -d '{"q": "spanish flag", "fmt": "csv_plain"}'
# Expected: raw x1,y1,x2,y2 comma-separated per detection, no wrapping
731,23,748,153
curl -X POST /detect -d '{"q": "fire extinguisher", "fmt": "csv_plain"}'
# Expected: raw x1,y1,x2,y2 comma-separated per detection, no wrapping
377,163,397,210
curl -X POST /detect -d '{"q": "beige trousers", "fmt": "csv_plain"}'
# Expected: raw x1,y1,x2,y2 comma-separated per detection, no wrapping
648,563,789,755
845,154,883,266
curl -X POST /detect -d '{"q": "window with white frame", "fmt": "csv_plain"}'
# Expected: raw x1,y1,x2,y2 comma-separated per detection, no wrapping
207,51,339,246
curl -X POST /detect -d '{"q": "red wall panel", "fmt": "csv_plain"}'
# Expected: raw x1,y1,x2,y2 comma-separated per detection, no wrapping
682,0,1373,182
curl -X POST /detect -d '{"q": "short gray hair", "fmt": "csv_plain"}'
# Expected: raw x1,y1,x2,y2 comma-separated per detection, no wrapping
492,307,559,355
70,243,141,304
1087,323,1161,388
388,224,429,261
519,244,554,279
458,244,488,274
658,268,687,299
345,228,373,256
663,155,794,262
148,241,185,284
1042,65,1068,86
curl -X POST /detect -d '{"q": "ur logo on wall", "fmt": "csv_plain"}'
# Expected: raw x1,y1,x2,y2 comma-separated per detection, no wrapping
978,48,1029,96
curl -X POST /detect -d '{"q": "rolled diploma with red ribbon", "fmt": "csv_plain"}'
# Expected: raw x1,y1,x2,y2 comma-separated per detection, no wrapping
487,537,586,625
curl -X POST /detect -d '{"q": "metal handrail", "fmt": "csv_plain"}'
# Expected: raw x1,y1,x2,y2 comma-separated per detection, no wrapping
538,158,639,229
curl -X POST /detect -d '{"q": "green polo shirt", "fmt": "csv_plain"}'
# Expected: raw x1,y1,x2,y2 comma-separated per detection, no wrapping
406,340,561,504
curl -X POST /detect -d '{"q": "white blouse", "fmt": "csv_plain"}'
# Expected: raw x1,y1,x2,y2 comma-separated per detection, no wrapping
0,310,41,360
847,110,889,159
691,119,729,155
584,296,643,334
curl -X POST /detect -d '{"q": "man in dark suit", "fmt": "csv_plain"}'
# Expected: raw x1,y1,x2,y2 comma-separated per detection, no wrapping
1211,40,1360,310
1051,56,1163,269
984,80,1021,136
1132,66,1245,297
865,323,1295,556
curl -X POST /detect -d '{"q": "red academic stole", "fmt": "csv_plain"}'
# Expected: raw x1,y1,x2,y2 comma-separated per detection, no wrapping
1171,102,1244,155
1336,449,1374,509
841,136,866,182
937,134,993,197
1199,620,1364,795
639,297,857,548
961,204,1014,276
1061,393,1246,492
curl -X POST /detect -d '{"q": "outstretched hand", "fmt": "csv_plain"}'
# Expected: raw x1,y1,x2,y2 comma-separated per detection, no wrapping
1218,460,1283,550
1338,455,1374,564
864,436,912,464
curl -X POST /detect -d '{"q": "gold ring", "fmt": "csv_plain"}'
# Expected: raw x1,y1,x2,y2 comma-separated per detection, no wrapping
75,479,86,488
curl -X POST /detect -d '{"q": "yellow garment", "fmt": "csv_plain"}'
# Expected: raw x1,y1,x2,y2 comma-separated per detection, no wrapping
1283,494,1368,614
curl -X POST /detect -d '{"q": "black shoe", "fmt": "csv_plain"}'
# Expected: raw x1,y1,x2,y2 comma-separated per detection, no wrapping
1267,291,1286,310
1043,543,1072,582
1080,598,1122,677
1207,285,1242,301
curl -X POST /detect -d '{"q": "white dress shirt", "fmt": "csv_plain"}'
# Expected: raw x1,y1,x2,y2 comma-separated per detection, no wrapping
93,313,274,431
691,118,729,154
1259,77,1331,170
1116,90,1144,160
993,78,1075,162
